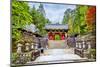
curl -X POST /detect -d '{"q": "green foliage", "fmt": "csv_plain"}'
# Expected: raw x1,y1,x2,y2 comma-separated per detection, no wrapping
12,0,32,41
62,9,75,35
12,1,51,48
62,5,89,36
30,4,51,35
11,53,19,63
55,34,60,40
62,15,68,24
73,6,88,34
88,49,96,59
62,9,71,24
90,49,96,59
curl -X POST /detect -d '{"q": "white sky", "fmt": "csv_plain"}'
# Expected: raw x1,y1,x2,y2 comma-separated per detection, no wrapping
28,2,76,24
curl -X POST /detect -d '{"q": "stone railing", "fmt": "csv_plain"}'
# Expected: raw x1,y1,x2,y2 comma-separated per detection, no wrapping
74,37,93,58
15,52,32,64
14,42,41,64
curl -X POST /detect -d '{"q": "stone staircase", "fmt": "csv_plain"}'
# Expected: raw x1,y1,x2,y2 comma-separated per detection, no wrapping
48,40,67,49
43,48,74,55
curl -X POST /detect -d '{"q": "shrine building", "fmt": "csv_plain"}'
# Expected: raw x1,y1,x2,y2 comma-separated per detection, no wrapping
45,24,69,40
44,24,69,48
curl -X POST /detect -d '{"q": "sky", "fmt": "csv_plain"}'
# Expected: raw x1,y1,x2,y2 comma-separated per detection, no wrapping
28,2,76,24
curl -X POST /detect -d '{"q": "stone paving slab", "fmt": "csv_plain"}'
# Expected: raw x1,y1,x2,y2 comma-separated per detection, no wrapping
33,49,87,63
48,40,67,49
43,48,74,55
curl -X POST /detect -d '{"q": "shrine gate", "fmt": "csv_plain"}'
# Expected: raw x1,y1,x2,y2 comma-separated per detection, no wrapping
45,24,69,48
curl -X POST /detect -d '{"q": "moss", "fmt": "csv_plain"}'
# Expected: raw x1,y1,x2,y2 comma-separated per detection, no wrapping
88,49,96,59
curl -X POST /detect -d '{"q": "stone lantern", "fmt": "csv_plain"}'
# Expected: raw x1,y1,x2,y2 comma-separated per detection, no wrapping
31,43,34,49
17,43,23,54
87,40,91,49
35,43,38,49
25,43,30,51
76,42,78,48
79,42,82,49
82,40,85,49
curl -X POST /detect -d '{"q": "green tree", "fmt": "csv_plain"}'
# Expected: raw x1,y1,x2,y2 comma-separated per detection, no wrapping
62,5,89,36
62,9,72,24
74,5,88,35
12,0,32,42
62,9,75,35
30,4,51,35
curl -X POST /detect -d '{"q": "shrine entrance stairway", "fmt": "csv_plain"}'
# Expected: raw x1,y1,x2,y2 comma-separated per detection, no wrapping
48,40,67,49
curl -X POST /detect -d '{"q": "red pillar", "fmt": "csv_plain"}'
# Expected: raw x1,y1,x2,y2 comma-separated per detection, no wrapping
61,33,65,40
48,32,54,40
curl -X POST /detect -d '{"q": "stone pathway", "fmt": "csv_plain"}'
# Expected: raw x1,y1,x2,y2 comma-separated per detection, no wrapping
48,40,67,49
43,48,74,55
27,48,87,64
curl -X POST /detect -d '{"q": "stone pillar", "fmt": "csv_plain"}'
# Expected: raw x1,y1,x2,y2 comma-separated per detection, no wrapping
25,43,30,51
87,41,91,49
31,43,34,49
17,43,23,53
82,40,85,48
35,43,38,49
79,42,81,48
76,42,78,48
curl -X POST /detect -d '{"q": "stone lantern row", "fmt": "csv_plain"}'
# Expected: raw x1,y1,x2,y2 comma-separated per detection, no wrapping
75,40,91,49
17,42,38,54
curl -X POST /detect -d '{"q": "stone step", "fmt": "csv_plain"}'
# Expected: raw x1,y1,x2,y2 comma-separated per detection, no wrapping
43,49,74,56
48,40,67,49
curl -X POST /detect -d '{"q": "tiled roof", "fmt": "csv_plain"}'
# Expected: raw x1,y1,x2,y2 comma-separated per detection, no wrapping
45,24,68,30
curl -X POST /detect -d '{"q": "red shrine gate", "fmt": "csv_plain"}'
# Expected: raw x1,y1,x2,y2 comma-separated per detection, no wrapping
45,24,68,48
48,32,65,40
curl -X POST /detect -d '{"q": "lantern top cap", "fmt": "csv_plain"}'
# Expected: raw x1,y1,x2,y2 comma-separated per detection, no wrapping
17,43,23,47
25,43,30,46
